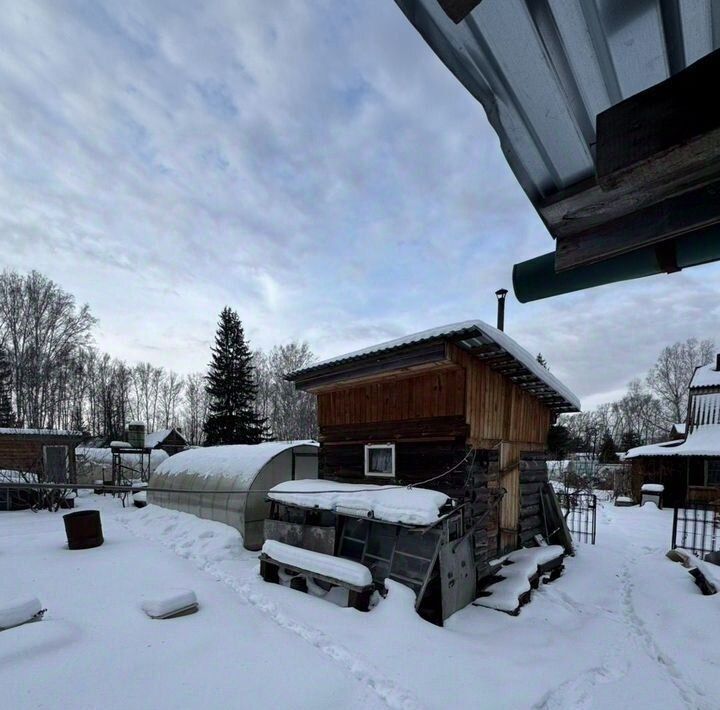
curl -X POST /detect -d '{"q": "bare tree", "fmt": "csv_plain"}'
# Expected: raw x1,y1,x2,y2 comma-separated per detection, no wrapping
257,342,318,441
182,372,209,445
131,363,164,432
646,338,715,427
159,370,184,429
0,270,96,427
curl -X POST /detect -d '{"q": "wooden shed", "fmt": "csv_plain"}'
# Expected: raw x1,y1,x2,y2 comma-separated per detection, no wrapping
145,428,189,457
287,320,580,576
627,356,720,507
0,428,83,482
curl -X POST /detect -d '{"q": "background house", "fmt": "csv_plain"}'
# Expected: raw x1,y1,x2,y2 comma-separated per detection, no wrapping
145,428,189,457
288,320,579,571
0,428,82,482
627,356,720,505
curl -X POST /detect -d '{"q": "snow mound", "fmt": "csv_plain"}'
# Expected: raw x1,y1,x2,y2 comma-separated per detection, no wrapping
142,589,198,618
0,596,43,630
263,540,373,587
268,479,449,526
116,505,245,564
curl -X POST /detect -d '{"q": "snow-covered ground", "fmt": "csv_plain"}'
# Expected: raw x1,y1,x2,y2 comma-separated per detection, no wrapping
2,495,719,709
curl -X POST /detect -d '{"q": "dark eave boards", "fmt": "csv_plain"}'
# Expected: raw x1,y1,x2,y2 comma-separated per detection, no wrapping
393,0,720,300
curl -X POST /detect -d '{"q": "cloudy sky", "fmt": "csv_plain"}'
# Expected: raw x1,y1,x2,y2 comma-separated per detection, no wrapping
1,1,718,409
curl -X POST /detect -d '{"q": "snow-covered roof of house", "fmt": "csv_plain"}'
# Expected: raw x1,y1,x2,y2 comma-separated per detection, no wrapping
690,363,720,389
626,426,720,459
0,428,83,438
152,441,318,486
145,428,189,449
289,320,580,412
268,479,451,526
671,423,687,436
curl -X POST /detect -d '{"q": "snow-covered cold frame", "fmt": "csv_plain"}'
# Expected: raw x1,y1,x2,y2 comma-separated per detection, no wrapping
2,494,719,709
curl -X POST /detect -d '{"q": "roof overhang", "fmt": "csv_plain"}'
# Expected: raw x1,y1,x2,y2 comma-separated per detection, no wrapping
393,0,720,300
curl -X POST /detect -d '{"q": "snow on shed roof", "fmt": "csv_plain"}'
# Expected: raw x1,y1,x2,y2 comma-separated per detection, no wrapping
145,428,188,449
268,479,450,526
0,428,83,438
153,441,318,486
626,426,720,459
691,363,720,389
290,320,580,412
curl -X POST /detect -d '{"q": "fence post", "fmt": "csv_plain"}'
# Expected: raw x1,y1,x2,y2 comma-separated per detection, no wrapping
671,506,678,551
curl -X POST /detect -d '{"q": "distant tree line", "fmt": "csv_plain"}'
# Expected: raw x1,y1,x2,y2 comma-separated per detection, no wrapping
0,270,317,444
549,337,715,460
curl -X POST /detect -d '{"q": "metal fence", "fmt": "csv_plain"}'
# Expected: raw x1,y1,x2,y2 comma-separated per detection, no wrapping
672,502,720,558
557,492,597,545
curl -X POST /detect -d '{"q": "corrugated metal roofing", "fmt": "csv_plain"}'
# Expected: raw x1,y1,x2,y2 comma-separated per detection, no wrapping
289,319,580,412
394,0,720,207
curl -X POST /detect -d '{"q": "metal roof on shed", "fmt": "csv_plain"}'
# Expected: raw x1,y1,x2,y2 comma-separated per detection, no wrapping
289,320,580,412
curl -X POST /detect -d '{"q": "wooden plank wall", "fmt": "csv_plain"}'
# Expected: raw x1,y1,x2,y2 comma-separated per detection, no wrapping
316,367,465,428
448,344,551,551
447,344,552,448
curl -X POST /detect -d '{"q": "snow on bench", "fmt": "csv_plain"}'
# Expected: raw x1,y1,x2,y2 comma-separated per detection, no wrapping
262,540,372,589
0,596,44,630
475,545,565,614
141,589,199,619
268,479,450,526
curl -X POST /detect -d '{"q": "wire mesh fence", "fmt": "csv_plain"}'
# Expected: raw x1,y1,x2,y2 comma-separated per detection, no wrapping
672,502,720,558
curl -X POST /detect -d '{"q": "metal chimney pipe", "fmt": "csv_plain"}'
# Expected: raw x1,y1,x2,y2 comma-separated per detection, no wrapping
495,288,509,331
716,353,720,371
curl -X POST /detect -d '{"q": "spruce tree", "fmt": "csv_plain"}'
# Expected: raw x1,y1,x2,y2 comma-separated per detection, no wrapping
203,307,266,445
0,347,15,427
598,431,618,463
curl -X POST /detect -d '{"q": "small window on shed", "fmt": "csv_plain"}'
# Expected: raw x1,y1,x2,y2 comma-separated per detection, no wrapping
365,444,395,478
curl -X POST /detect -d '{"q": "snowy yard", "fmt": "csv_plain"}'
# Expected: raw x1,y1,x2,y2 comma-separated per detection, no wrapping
2,495,719,710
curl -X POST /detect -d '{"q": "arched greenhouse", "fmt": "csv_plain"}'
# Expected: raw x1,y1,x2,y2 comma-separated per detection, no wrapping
148,441,319,550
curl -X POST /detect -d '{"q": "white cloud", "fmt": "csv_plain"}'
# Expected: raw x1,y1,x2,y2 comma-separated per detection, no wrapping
0,0,718,403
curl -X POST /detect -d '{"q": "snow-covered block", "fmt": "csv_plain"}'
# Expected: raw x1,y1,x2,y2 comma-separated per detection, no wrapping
0,597,44,630
268,479,450,526
262,540,373,588
133,491,147,507
141,589,198,619
615,496,635,506
110,440,131,448
641,483,664,493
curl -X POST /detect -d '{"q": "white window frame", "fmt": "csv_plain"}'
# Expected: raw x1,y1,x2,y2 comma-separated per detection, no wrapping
364,443,396,478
